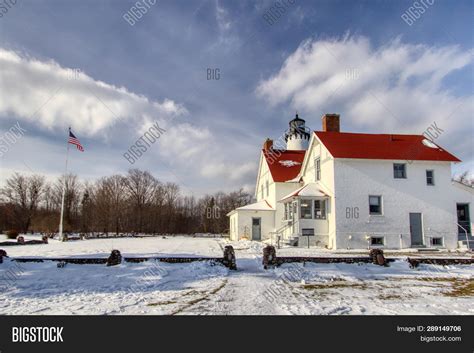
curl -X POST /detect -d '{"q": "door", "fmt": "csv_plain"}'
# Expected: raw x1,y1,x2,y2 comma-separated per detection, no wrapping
409,213,423,246
252,218,261,240
457,203,471,237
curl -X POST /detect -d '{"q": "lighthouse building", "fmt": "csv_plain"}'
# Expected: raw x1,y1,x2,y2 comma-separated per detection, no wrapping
227,113,473,250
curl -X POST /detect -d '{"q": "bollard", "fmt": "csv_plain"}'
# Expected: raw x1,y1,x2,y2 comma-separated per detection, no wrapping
369,249,387,266
0,249,6,264
17,236,25,244
222,245,237,270
262,245,277,269
106,250,122,266
407,258,419,268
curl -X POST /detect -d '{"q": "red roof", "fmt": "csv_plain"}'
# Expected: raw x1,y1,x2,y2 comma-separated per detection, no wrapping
262,149,306,182
315,131,461,162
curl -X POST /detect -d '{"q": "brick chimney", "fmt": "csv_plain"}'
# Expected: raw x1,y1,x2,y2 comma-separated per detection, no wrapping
263,138,273,151
322,113,340,132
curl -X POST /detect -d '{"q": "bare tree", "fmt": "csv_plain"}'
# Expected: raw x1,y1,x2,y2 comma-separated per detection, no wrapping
52,174,82,233
105,175,127,235
0,169,251,236
1,173,45,232
455,171,473,187
124,169,158,233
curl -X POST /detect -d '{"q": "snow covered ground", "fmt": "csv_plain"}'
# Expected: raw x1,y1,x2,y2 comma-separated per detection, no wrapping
0,234,472,315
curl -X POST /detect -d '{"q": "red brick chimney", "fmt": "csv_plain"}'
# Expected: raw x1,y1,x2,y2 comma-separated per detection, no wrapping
263,138,273,151
322,114,340,132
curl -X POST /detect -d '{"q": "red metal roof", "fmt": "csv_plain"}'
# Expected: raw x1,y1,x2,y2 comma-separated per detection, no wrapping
262,149,306,182
315,131,461,162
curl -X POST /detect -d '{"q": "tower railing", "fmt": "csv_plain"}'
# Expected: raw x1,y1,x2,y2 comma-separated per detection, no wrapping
284,126,311,141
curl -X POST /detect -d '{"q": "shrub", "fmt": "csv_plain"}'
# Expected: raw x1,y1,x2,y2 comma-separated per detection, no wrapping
5,230,19,240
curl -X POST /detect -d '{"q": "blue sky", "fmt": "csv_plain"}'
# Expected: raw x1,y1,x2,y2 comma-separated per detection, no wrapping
0,0,472,196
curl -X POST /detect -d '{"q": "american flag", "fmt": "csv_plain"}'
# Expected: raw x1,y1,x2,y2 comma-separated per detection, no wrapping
68,129,84,152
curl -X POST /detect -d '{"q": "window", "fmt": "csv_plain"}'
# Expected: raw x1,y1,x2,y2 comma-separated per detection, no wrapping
431,237,443,246
393,163,406,179
314,200,326,219
266,180,269,196
288,202,294,219
261,185,264,200
284,202,289,220
369,195,382,215
426,170,434,186
315,158,321,181
370,237,384,246
300,199,312,219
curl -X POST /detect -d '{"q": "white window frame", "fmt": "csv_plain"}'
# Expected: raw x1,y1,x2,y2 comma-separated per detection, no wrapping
285,202,294,220
369,195,383,215
370,236,384,246
393,163,407,179
431,237,443,247
300,199,312,219
426,170,435,186
315,158,321,181
314,199,326,219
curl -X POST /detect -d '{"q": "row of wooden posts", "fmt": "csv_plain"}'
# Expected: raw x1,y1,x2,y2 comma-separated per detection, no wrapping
0,245,472,269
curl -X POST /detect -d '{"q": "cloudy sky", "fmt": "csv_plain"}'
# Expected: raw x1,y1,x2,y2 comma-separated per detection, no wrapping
0,0,472,196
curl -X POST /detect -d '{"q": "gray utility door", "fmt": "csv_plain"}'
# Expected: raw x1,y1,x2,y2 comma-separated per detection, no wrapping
252,218,261,240
409,213,423,246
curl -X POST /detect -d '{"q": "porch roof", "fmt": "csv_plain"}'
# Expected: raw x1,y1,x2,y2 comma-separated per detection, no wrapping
226,200,275,216
278,183,329,203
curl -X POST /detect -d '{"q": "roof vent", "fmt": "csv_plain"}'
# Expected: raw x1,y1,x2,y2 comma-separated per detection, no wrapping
422,139,439,149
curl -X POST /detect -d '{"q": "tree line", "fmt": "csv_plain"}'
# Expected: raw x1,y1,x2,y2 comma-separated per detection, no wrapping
0,169,252,237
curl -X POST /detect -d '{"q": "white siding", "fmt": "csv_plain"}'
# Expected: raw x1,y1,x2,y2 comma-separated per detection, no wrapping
333,159,460,249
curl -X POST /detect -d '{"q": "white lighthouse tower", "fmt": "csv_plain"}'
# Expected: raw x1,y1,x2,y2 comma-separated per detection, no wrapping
285,113,310,150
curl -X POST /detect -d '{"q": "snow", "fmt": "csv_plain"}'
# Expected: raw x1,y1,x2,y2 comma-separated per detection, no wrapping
279,182,328,202
232,200,274,211
0,235,472,315
1,234,223,258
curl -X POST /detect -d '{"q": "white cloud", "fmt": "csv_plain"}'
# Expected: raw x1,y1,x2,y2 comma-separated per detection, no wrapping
0,48,187,136
256,36,473,173
200,161,256,181
215,0,232,32
0,47,258,195
158,122,213,160
256,36,473,133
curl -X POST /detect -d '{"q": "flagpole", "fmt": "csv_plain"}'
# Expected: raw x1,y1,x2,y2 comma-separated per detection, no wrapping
59,127,71,242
